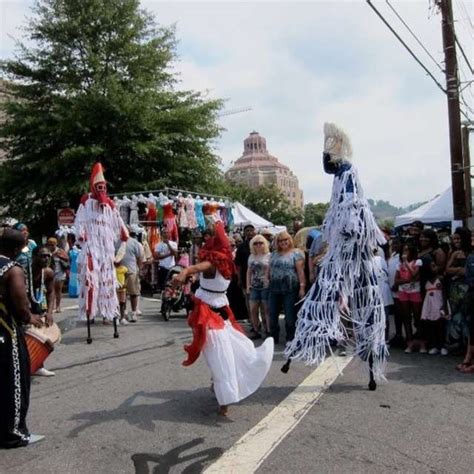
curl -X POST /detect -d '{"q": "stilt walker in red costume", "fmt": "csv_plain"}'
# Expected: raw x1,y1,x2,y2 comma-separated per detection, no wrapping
172,221,274,416
74,163,128,343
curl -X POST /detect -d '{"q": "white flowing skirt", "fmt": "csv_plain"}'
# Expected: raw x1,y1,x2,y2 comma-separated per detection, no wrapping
203,321,274,406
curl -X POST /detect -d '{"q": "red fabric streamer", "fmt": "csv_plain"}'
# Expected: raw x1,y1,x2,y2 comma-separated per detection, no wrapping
183,297,244,366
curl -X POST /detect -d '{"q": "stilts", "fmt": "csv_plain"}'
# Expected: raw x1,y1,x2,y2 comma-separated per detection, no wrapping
86,313,92,344
281,357,291,374
368,354,376,391
113,316,119,338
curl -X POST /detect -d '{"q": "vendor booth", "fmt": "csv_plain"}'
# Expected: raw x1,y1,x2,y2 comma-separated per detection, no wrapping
232,202,286,233
394,187,463,230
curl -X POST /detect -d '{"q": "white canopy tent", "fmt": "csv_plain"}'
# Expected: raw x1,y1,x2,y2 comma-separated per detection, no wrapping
232,202,286,233
394,187,462,228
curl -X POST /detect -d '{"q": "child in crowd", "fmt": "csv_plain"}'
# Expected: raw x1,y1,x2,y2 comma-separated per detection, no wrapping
421,261,449,355
396,243,424,353
115,242,129,325
177,248,190,267
177,248,193,299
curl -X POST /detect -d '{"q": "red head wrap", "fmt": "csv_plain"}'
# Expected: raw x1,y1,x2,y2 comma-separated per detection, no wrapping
198,221,235,279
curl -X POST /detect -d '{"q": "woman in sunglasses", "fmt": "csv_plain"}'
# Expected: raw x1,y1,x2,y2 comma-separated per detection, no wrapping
246,235,271,339
268,231,306,344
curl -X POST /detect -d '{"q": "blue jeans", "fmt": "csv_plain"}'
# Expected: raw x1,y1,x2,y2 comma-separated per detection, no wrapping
268,289,298,343
249,288,269,302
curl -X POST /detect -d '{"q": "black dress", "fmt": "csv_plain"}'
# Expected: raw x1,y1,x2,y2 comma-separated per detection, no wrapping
0,257,31,448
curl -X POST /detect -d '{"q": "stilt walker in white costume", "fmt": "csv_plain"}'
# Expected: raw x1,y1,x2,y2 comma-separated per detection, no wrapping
172,221,274,415
284,123,388,390
74,162,128,343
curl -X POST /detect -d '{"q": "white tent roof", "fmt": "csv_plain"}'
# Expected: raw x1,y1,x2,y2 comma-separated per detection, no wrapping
233,202,286,232
394,188,455,227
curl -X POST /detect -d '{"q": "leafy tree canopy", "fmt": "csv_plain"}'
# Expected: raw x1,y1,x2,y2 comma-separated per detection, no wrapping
0,0,223,231
303,202,329,227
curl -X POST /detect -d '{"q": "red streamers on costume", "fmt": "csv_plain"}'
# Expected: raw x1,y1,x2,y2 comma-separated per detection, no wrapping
183,297,244,366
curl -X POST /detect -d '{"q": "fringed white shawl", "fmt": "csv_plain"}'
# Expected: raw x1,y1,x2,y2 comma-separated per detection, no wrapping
285,165,389,380
75,197,125,321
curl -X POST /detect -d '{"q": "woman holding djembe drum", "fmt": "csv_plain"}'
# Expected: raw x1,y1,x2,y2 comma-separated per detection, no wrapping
26,246,59,377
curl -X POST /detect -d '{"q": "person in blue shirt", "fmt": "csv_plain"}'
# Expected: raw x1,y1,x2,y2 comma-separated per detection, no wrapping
13,223,37,276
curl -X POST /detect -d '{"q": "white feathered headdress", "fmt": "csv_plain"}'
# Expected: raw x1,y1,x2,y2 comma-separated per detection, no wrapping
323,123,353,163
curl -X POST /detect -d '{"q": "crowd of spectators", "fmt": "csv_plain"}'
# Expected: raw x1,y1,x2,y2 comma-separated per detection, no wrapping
228,220,474,374
382,221,474,374
3,217,474,376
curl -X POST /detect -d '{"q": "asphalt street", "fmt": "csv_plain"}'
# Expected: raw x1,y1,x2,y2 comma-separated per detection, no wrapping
1,296,472,474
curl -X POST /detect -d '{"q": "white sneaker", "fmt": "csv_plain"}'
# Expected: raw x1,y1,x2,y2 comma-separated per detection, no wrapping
440,347,449,356
136,309,143,316
34,367,55,377
428,348,439,355
119,318,129,326
28,434,45,445
130,312,137,322
404,347,413,354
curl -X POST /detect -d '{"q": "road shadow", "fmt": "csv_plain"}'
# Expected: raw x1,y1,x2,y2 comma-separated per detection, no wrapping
131,437,223,474
67,385,301,439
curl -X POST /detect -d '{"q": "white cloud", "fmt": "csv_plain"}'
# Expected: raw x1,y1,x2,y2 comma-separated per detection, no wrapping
2,0,472,207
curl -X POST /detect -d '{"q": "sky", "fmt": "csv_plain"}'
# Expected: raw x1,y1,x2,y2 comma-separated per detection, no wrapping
1,0,473,207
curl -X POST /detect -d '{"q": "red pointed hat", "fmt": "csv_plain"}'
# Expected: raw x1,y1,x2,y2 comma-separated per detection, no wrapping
90,162,105,191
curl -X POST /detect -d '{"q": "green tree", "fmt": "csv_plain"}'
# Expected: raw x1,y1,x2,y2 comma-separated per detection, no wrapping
225,183,302,228
0,0,223,230
303,202,329,226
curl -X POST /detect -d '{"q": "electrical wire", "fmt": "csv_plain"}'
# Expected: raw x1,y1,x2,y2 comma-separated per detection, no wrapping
450,4,474,73
385,0,444,72
366,0,447,94
457,0,474,29
454,31,474,74
454,0,474,39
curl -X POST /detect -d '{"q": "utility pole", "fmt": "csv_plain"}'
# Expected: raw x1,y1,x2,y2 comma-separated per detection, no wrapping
437,0,466,221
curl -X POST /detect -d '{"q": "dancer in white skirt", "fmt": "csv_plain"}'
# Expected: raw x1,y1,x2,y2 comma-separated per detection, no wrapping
172,221,274,415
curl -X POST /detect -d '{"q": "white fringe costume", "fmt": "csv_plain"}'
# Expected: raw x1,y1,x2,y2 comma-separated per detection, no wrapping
285,123,388,380
75,180,128,321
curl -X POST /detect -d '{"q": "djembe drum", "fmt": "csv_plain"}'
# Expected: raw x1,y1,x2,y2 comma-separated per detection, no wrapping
25,320,61,373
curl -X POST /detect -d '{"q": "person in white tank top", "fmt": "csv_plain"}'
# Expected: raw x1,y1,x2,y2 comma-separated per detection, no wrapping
172,221,274,416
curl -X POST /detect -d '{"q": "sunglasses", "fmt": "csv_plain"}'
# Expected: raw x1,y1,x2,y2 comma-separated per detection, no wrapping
253,242,264,246
278,239,289,243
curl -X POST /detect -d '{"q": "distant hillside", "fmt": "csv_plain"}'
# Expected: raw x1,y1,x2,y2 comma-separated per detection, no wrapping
367,199,427,222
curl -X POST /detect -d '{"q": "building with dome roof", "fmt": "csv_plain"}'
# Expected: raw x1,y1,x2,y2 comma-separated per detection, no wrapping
225,131,304,208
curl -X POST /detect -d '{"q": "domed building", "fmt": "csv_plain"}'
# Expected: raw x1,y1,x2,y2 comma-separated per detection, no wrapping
225,131,304,208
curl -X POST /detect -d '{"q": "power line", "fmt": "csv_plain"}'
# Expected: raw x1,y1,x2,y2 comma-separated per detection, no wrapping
385,0,444,72
457,0,474,29
458,62,474,100
367,1,471,121
454,31,474,73
366,0,447,94
446,10,474,106
454,0,474,38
